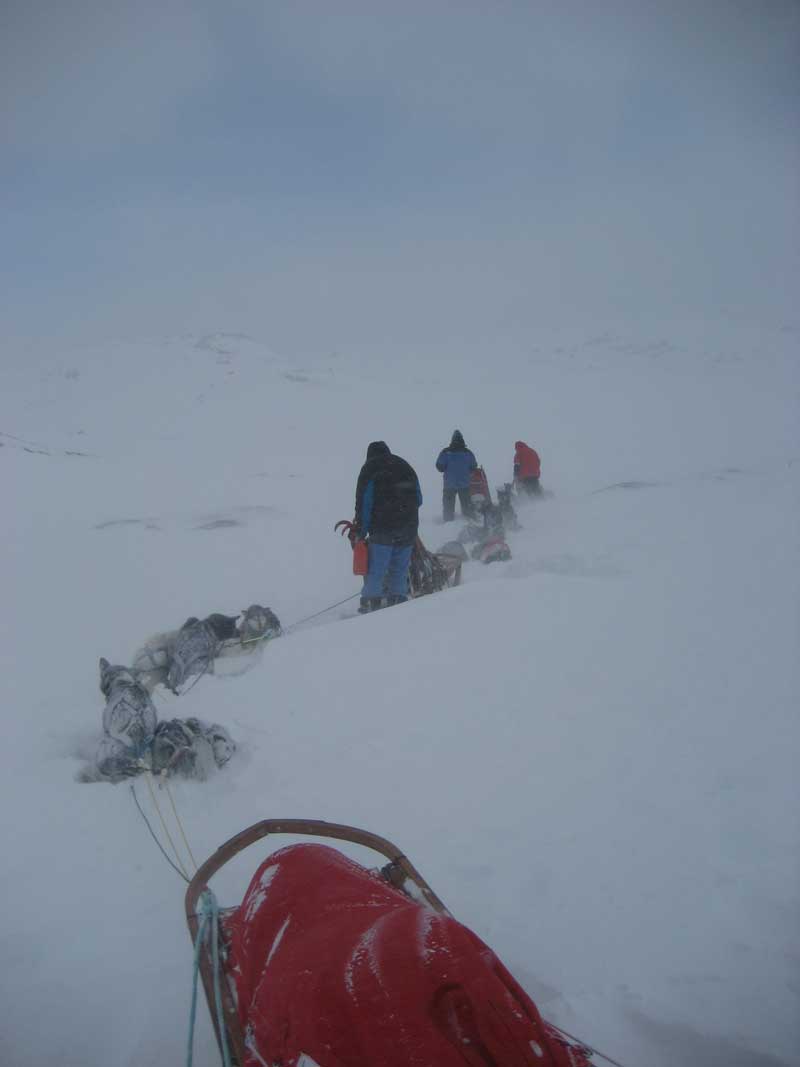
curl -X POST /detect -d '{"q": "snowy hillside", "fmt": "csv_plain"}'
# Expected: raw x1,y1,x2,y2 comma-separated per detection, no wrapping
1,325,798,1067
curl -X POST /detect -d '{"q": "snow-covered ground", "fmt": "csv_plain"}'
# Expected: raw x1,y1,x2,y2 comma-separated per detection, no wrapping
1,325,798,1066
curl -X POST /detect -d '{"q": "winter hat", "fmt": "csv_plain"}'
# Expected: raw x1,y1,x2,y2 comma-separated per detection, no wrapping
366,440,390,460
450,430,465,448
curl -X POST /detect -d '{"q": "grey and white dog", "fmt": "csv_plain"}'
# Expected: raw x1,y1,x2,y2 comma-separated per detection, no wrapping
95,658,158,780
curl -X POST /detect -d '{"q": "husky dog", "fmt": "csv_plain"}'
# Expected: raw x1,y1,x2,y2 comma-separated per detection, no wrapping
150,717,236,780
496,483,521,531
99,658,157,751
238,604,282,643
166,618,221,693
94,658,158,780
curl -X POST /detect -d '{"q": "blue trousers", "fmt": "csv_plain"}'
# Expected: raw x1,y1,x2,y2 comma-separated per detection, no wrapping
362,542,413,598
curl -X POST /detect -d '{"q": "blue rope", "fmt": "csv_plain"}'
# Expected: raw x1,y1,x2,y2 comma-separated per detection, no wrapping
187,889,232,1067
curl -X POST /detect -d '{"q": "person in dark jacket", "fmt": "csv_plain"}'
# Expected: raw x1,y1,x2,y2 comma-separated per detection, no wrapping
353,441,422,613
435,430,478,521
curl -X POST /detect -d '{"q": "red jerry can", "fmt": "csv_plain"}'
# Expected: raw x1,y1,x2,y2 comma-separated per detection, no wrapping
352,539,369,576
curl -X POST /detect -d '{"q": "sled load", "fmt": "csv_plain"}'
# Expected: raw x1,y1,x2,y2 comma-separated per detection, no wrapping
409,535,462,594
187,820,594,1067
469,464,492,510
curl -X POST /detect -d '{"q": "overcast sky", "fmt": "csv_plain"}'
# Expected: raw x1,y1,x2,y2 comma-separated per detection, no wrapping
2,0,798,354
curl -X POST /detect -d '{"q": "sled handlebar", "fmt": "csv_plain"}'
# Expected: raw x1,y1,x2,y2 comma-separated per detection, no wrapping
186,818,449,923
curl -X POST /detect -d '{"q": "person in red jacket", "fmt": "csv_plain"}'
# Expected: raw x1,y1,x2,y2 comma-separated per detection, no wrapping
514,440,542,496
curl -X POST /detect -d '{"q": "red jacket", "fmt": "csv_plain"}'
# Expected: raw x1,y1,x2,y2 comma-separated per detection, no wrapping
514,441,541,479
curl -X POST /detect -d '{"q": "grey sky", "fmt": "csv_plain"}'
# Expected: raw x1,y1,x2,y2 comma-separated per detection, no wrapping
2,1,798,354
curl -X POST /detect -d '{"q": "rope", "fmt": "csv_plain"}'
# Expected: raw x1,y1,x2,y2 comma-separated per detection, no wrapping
285,592,360,632
177,655,212,697
187,889,232,1067
239,629,281,647
129,782,189,883
549,1023,628,1067
164,776,198,873
143,770,191,880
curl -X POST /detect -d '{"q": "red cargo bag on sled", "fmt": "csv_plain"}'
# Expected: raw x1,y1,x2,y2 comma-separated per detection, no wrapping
223,841,592,1067
469,465,492,507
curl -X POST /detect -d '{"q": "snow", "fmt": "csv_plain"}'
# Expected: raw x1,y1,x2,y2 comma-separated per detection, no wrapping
344,915,392,1000
1,325,798,1066
243,864,279,926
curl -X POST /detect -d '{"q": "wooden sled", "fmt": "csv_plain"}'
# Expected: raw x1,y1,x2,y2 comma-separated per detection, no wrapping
185,819,449,1066
410,536,462,596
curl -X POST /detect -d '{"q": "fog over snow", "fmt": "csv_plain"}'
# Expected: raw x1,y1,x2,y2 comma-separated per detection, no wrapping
1,3,798,1067
1,324,798,1066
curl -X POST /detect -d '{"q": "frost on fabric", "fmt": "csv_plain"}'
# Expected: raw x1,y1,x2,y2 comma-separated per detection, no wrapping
243,862,279,925
397,874,434,908
416,907,439,963
343,911,396,999
243,1023,270,1067
266,914,291,968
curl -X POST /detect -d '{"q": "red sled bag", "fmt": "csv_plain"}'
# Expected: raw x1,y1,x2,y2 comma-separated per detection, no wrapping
469,465,492,506
227,843,593,1067
352,538,368,576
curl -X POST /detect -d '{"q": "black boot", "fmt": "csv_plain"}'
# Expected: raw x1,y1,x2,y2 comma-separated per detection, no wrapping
387,594,408,607
358,597,383,614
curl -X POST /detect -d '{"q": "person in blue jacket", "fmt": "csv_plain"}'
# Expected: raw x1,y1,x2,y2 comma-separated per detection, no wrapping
436,430,478,522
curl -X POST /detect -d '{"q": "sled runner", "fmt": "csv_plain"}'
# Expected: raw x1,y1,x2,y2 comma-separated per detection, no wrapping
186,819,595,1067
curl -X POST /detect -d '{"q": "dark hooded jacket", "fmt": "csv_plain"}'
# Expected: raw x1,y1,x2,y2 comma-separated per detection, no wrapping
354,441,422,546
436,431,477,490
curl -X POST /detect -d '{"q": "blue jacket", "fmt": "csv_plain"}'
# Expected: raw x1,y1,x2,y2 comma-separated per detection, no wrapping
436,447,477,490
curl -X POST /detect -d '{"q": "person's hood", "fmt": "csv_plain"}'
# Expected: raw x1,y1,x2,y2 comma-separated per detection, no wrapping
366,440,391,460
449,430,466,448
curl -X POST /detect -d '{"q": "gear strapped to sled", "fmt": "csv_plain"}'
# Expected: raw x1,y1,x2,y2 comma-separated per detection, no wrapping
186,820,593,1067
